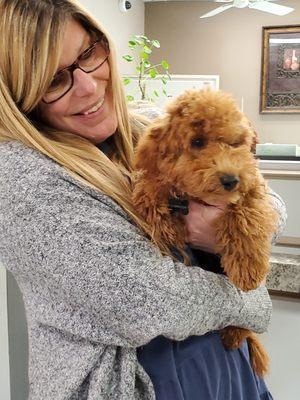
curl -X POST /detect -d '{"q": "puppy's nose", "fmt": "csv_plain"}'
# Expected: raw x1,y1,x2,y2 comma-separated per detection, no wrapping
220,174,239,191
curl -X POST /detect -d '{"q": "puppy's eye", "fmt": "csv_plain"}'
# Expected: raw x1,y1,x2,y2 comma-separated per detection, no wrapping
191,138,205,148
230,142,242,148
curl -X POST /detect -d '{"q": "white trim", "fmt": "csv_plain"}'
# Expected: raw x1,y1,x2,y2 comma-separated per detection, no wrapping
259,160,300,171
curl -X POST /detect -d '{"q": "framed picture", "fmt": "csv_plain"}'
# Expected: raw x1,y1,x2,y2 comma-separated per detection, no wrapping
260,25,300,114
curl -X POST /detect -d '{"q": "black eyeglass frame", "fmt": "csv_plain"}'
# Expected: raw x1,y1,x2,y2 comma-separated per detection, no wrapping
42,37,110,104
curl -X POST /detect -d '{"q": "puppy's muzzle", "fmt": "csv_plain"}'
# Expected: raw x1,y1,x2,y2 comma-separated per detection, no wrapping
220,175,240,191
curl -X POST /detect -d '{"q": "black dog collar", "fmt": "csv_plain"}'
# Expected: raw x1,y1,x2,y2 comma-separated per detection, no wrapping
168,198,189,215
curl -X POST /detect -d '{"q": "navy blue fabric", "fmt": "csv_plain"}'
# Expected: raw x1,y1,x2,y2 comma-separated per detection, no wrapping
137,333,273,400
137,247,273,400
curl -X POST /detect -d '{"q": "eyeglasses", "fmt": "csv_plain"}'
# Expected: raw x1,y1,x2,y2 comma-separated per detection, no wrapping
42,37,110,104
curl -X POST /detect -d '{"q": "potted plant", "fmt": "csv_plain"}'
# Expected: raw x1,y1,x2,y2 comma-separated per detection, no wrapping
122,34,171,103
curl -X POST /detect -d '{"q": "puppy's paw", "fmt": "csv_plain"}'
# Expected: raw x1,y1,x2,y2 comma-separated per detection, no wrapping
223,257,266,291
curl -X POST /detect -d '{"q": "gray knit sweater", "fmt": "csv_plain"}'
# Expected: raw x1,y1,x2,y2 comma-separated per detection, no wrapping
0,140,284,400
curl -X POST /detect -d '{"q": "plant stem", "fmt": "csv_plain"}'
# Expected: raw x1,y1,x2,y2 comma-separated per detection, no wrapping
138,60,145,100
144,63,162,73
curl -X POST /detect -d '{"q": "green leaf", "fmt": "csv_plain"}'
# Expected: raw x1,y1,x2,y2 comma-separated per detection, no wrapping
161,77,167,85
123,55,134,62
128,40,137,46
161,60,169,70
144,60,151,68
149,69,157,78
132,36,143,45
136,66,141,73
152,40,160,48
126,95,135,102
141,52,149,60
153,90,159,97
137,34,148,40
123,78,131,85
143,45,152,55
163,88,168,97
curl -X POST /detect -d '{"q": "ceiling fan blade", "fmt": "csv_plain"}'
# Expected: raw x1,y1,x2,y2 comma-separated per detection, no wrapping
200,5,234,18
249,1,294,15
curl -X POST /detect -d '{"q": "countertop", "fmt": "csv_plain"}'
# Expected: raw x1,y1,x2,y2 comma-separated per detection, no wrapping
267,253,300,297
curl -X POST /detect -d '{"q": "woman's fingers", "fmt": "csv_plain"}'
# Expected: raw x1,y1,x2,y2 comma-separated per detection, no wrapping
183,200,227,253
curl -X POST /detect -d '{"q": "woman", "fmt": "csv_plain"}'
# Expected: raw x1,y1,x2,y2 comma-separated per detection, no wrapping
0,1,286,399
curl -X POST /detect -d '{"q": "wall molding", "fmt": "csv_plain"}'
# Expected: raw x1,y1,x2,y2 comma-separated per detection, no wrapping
275,236,300,248
262,170,300,180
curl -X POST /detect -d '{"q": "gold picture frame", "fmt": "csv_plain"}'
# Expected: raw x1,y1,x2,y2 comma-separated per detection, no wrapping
260,25,300,114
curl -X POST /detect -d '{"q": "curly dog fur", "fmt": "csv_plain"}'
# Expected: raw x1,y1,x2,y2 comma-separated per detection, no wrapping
132,89,278,376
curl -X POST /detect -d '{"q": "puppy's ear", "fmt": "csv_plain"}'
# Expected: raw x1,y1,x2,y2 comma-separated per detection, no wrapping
250,130,259,154
134,118,169,173
242,116,259,154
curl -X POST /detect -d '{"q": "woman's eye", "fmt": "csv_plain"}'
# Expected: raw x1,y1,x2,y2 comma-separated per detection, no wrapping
80,47,94,61
191,138,205,148
48,73,66,91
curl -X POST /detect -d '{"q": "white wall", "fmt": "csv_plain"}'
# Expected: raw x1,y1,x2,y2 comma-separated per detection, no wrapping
79,0,145,74
261,296,300,400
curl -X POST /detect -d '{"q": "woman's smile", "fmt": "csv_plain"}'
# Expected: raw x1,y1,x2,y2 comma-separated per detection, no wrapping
72,95,106,122
74,96,105,116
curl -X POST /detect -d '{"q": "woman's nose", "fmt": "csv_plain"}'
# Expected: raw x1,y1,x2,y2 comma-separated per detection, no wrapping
72,69,97,97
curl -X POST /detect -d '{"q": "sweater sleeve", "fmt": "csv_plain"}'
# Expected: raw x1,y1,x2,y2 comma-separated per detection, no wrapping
1,157,272,348
267,187,287,244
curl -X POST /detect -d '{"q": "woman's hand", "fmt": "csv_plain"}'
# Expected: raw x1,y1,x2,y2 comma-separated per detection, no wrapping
183,200,227,253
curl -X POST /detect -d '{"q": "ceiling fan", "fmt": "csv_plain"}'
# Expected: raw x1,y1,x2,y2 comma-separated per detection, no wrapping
200,0,294,18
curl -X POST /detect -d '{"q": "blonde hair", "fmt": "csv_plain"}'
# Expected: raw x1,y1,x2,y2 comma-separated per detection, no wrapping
0,0,159,248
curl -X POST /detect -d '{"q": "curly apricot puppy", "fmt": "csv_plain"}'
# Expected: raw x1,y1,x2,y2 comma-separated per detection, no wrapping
133,89,278,377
